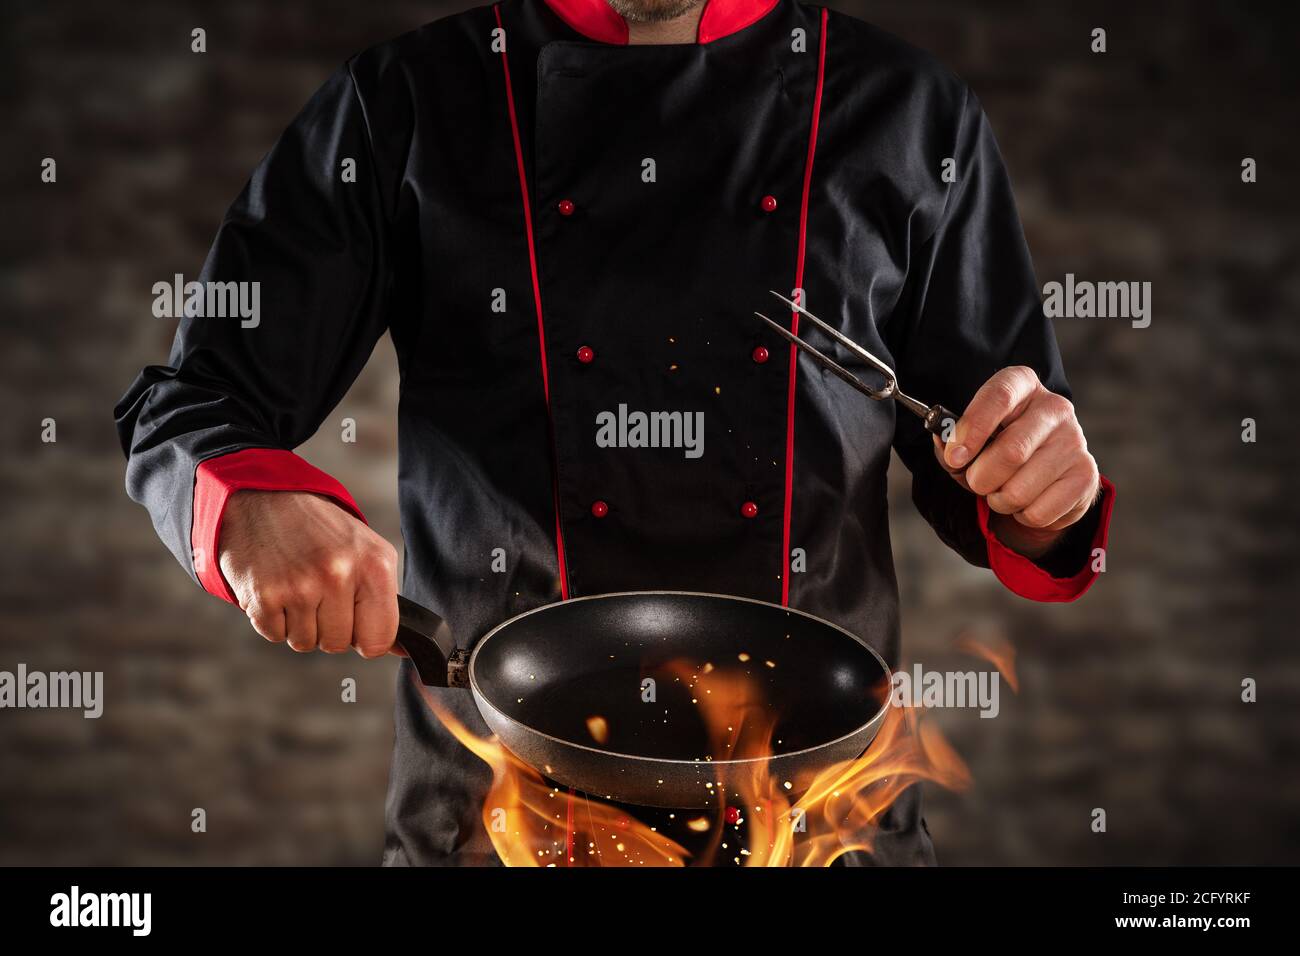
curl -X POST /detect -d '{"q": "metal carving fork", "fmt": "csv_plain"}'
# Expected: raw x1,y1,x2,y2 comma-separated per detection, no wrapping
754,290,960,440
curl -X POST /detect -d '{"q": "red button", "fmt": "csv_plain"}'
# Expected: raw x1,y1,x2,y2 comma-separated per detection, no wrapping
591,500,609,518
741,501,758,518
760,195,778,213
576,345,595,364
558,199,575,216
752,345,769,364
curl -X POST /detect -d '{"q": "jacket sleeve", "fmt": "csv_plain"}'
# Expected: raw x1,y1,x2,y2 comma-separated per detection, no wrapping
114,64,394,602
887,86,1114,602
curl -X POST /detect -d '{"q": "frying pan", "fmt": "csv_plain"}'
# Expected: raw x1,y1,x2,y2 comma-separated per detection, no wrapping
395,591,892,808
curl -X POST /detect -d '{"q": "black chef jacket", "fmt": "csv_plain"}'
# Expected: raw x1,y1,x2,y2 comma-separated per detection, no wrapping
115,0,1115,866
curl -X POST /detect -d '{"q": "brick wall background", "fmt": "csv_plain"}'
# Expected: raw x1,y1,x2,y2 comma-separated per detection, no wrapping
1,0,1297,865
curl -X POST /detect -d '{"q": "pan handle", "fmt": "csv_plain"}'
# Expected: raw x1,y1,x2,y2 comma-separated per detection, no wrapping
395,595,469,689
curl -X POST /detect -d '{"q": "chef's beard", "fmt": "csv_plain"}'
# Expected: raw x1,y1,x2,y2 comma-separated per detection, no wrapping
605,0,706,23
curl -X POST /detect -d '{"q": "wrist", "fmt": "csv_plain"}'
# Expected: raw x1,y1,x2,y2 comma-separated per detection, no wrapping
191,448,366,604
987,512,1067,560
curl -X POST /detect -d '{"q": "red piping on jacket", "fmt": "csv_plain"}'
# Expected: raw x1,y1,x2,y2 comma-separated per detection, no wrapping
494,2,577,869
780,6,828,608
494,3,571,605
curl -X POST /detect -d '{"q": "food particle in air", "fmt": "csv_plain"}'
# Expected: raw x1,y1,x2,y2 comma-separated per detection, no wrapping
585,715,609,744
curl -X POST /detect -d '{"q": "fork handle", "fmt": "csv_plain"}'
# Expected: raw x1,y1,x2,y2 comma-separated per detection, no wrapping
923,404,959,439
924,404,1005,473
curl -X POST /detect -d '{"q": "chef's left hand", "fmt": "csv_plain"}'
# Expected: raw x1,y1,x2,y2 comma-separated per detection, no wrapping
933,366,1100,559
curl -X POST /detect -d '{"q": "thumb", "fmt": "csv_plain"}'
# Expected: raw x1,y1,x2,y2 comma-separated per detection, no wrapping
932,434,972,492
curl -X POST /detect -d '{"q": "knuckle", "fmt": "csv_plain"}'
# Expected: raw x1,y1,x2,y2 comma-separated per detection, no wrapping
1066,453,1098,487
998,436,1034,468
1077,462,1101,501
318,554,355,587
1045,391,1075,417
362,544,396,574
247,613,283,641
358,553,398,590
959,413,998,449
254,584,289,610
988,378,1019,412
281,580,318,607
355,615,398,658
965,467,996,497
353,630,390,657
1007,366,1041,394
997,487,1031,512
967,417,999,443
1011,365,1040,384
1061,427,1088,454
975,367,1040,425
245,599,272,623
984,495,1012,515
1019,504,1055,528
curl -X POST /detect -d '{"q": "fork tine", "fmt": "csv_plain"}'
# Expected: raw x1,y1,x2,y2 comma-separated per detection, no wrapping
768,290,847,346
767,290,898,385
752,312,889,401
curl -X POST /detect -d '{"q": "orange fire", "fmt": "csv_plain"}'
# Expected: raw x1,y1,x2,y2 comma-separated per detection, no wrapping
420,658,973,867
756,702,970,866
955,629,1019,693
420,689,690,867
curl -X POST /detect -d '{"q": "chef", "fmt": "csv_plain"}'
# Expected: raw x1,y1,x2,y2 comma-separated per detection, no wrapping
116,0,1115,866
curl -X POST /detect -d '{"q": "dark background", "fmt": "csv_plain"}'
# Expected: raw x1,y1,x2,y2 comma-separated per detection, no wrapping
2,0,1297,865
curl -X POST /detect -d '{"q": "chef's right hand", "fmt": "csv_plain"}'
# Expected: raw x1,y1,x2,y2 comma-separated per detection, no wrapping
218,490,401,658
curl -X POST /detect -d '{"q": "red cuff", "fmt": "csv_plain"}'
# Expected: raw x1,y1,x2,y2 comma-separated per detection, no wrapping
190,448,366,604
977,475,1115,603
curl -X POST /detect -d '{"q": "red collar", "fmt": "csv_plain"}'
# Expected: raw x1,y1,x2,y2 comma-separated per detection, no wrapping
541,0,779,45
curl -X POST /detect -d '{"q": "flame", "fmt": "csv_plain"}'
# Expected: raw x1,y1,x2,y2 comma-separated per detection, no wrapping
419,689,691,867
420,659,972,867
752,704,971,866
954,630,1019,693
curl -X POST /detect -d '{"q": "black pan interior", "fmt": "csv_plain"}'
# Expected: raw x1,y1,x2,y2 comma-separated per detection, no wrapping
471,593,890,760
